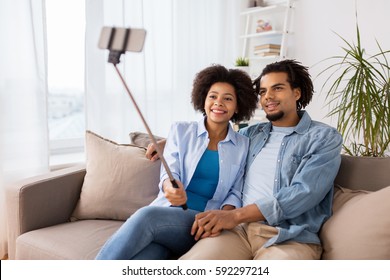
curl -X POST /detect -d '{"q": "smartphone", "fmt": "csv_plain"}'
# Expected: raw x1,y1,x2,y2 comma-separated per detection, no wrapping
98,26,146,52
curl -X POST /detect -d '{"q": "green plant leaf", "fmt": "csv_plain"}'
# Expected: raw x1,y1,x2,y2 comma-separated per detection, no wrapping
235,57,249,66
315,16,390,157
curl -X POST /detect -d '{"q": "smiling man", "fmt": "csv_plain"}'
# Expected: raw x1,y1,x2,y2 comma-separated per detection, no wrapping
180,59,343,260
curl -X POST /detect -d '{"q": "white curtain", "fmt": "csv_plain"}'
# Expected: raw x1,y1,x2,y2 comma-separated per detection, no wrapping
85,0,241,142
0,0,49,259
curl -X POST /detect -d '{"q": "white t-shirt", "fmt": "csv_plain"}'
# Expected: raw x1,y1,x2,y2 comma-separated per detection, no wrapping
242,126,295,206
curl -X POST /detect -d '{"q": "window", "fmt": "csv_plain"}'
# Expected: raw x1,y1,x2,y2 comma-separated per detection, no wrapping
45,0,85,164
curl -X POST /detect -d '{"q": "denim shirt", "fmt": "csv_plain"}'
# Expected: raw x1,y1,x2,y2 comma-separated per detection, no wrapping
151,117,248,211
239,111,342,246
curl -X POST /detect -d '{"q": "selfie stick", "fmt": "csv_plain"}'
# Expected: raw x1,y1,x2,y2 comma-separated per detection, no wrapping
99,27,187,210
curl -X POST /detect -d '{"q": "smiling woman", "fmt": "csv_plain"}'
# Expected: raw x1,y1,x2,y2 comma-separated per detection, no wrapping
0,0,241,260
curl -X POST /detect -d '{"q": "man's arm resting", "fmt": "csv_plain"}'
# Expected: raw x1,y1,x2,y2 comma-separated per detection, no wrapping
234,204,265,223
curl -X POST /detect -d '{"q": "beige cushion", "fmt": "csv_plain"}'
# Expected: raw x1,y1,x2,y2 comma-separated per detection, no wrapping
71,131,160,221
320,185,390,259
129,131,164,148
16,220,123,260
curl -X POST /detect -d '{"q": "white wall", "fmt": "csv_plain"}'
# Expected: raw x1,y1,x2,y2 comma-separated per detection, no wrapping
289,0,390,127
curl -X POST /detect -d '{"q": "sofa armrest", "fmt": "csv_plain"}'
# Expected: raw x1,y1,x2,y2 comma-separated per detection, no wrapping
6,164,86,259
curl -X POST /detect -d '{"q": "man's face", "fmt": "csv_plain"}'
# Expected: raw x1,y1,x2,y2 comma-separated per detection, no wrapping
259,72,301,127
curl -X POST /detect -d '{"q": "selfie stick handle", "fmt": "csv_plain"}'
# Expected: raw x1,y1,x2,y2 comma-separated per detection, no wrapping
112,62,188,211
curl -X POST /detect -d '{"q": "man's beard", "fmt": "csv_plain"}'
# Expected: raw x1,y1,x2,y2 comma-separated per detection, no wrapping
266,111,284,122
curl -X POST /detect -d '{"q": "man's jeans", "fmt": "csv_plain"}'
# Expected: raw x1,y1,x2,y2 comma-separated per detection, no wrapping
95,206,199,259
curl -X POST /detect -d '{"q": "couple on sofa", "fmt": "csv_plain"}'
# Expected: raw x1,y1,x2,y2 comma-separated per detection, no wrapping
96,59,342,260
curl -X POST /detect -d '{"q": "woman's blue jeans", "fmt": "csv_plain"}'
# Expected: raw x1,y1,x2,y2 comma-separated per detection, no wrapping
95,206,199,260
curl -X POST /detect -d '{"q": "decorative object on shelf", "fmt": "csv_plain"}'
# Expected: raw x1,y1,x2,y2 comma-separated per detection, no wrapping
255,19,272,33
248,0,264,8
255,0,264,7
234,56,249,66
254,43,281,50
253,51,280,57
254,44,281,56
317,18,390,157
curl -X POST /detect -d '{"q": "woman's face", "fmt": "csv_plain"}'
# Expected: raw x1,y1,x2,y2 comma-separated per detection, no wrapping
204,82,238,125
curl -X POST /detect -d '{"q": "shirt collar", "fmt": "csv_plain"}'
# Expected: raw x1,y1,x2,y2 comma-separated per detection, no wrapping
294,111,311,134
197,117,238,146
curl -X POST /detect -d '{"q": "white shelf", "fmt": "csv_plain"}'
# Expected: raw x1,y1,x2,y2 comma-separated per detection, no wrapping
239,0,294,67
249,55,280,61
240,30,283,39
240,5,287,16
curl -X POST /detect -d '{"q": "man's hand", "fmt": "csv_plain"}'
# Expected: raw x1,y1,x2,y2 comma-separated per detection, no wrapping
163,179,187,206
191,210,239,241
145,139,167,161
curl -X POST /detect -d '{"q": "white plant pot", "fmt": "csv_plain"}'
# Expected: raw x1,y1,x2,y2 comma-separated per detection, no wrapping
235,66,250,75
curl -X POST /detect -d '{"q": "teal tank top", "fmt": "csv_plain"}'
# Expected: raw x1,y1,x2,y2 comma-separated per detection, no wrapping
186,149,219,211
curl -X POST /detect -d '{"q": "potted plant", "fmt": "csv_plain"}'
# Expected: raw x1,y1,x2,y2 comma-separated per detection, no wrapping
235,56,249,67
317,19,390,158
316,15,390,189
234,56,250,74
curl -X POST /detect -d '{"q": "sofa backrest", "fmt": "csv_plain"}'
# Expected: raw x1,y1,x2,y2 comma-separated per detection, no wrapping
334,155,390,192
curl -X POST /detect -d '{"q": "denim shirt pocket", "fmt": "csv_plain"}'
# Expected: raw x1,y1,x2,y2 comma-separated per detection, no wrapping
285,154,303,180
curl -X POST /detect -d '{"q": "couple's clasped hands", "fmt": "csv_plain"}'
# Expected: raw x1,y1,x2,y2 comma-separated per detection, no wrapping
191,208,238,241
163,179,237,241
